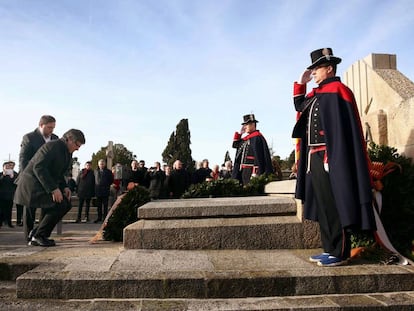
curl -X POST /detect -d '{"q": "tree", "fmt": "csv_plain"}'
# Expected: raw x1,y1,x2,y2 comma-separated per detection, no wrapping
91,143,135,169
162,119,194,171
223,151,231,165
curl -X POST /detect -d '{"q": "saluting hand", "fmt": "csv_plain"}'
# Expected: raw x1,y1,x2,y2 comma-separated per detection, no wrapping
299,69,312,84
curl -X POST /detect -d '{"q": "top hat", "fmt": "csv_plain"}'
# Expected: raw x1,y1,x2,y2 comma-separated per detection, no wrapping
241,114,259,125
307,48,342,70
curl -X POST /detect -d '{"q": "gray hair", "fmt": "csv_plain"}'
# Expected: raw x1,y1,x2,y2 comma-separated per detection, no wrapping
62,129,86,144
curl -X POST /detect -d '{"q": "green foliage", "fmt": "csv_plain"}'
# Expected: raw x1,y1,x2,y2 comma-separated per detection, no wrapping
162,119,194,171
367,143,414,260
103,186,150,242
182,178,244,198
273,150,295,171
182,174,276,198
91,143,135,169
351,231,375,248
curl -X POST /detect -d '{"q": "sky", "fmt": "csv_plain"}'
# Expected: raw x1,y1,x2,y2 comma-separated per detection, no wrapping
1,0,414,170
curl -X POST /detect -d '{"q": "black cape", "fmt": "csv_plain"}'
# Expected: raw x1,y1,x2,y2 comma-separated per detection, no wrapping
292,77,376,231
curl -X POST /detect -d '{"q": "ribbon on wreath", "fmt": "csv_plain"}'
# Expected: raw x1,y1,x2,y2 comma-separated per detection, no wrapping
369,161,412,265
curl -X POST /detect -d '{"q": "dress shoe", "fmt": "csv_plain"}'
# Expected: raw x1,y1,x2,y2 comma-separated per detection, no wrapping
46,238,56,246
8,223,14,228
75,219,81,223
29,236,55,247
27,228,38,242
17,222,23,227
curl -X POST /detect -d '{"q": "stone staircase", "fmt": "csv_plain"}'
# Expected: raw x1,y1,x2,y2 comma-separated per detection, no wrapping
12,196,100,223
13,181,414,309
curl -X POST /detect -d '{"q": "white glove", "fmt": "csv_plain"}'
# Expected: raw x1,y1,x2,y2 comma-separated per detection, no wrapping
298,69,312,84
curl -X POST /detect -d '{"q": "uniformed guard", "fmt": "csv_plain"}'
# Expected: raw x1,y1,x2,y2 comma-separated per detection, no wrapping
232,114,273,185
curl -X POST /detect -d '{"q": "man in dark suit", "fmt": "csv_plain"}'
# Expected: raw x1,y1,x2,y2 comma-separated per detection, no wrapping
14,129,85,247
94,159,114,223
18,115,59,241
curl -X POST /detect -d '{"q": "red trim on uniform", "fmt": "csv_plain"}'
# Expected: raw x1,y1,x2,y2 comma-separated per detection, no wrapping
243,130,263,141
316,80,354,103
293,82,306,96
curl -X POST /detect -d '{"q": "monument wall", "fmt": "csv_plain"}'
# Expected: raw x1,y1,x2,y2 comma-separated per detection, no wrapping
344,53,414,160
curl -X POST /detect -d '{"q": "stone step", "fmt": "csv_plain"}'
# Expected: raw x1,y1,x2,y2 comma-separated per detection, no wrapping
16,249,414,300
138,196,297,219
124,215,304,249
2,280,413,310
123,195,318,250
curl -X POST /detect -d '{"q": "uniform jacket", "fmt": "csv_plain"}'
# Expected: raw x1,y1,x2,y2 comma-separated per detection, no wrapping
94,168,114,197
19,128,59,172
232,130,273,179
76,168,95,199
292,76,376,230
14,139,71,209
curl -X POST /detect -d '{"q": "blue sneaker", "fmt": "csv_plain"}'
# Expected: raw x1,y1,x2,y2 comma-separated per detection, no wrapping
317,256,348,267
309,252,330,263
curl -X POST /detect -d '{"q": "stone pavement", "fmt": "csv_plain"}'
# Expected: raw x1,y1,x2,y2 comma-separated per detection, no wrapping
1,218,414,310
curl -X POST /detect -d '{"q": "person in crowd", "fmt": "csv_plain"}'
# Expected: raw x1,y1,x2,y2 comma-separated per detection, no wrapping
93,159,114,223
14,129,85,247
75,161,95,223
160,165,172,199
67,173,77,193
17,115,59,241
7,161,23,226
219,160,233,179
220,160,233,179
148,161,166,200
109,164,123,207
127,159,148,188
289,163,298,180
292,47,376,266
0,162,18,228
169,160,190,199
193,159,212,183
232,114,273,185
272,158,283,181
210,164,220,180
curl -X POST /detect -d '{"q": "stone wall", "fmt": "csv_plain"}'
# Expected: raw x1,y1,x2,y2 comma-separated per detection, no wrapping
344,53,414,160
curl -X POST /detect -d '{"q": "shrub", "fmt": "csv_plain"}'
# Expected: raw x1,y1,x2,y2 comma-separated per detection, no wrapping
182,174,277,198
103,186,150,242
367,143,414,260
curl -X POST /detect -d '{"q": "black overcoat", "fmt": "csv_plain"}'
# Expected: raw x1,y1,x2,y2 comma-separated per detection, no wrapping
14,139,71,209
19,128,59,172
76,169,95,199
94,168,113,197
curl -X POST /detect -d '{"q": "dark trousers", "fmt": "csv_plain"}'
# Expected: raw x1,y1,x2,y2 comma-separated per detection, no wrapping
241,167,253,185
96,196,109,221
0,199,13,226
23,206,46,239
77,197,91,220
310,151,351,259
34,198,72,239
16,204,23,224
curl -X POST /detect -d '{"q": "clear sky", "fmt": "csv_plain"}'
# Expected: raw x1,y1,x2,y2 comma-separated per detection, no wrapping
1,0,414,170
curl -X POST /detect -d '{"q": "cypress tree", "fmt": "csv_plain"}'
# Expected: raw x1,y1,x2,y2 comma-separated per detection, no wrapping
162,119,194,171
